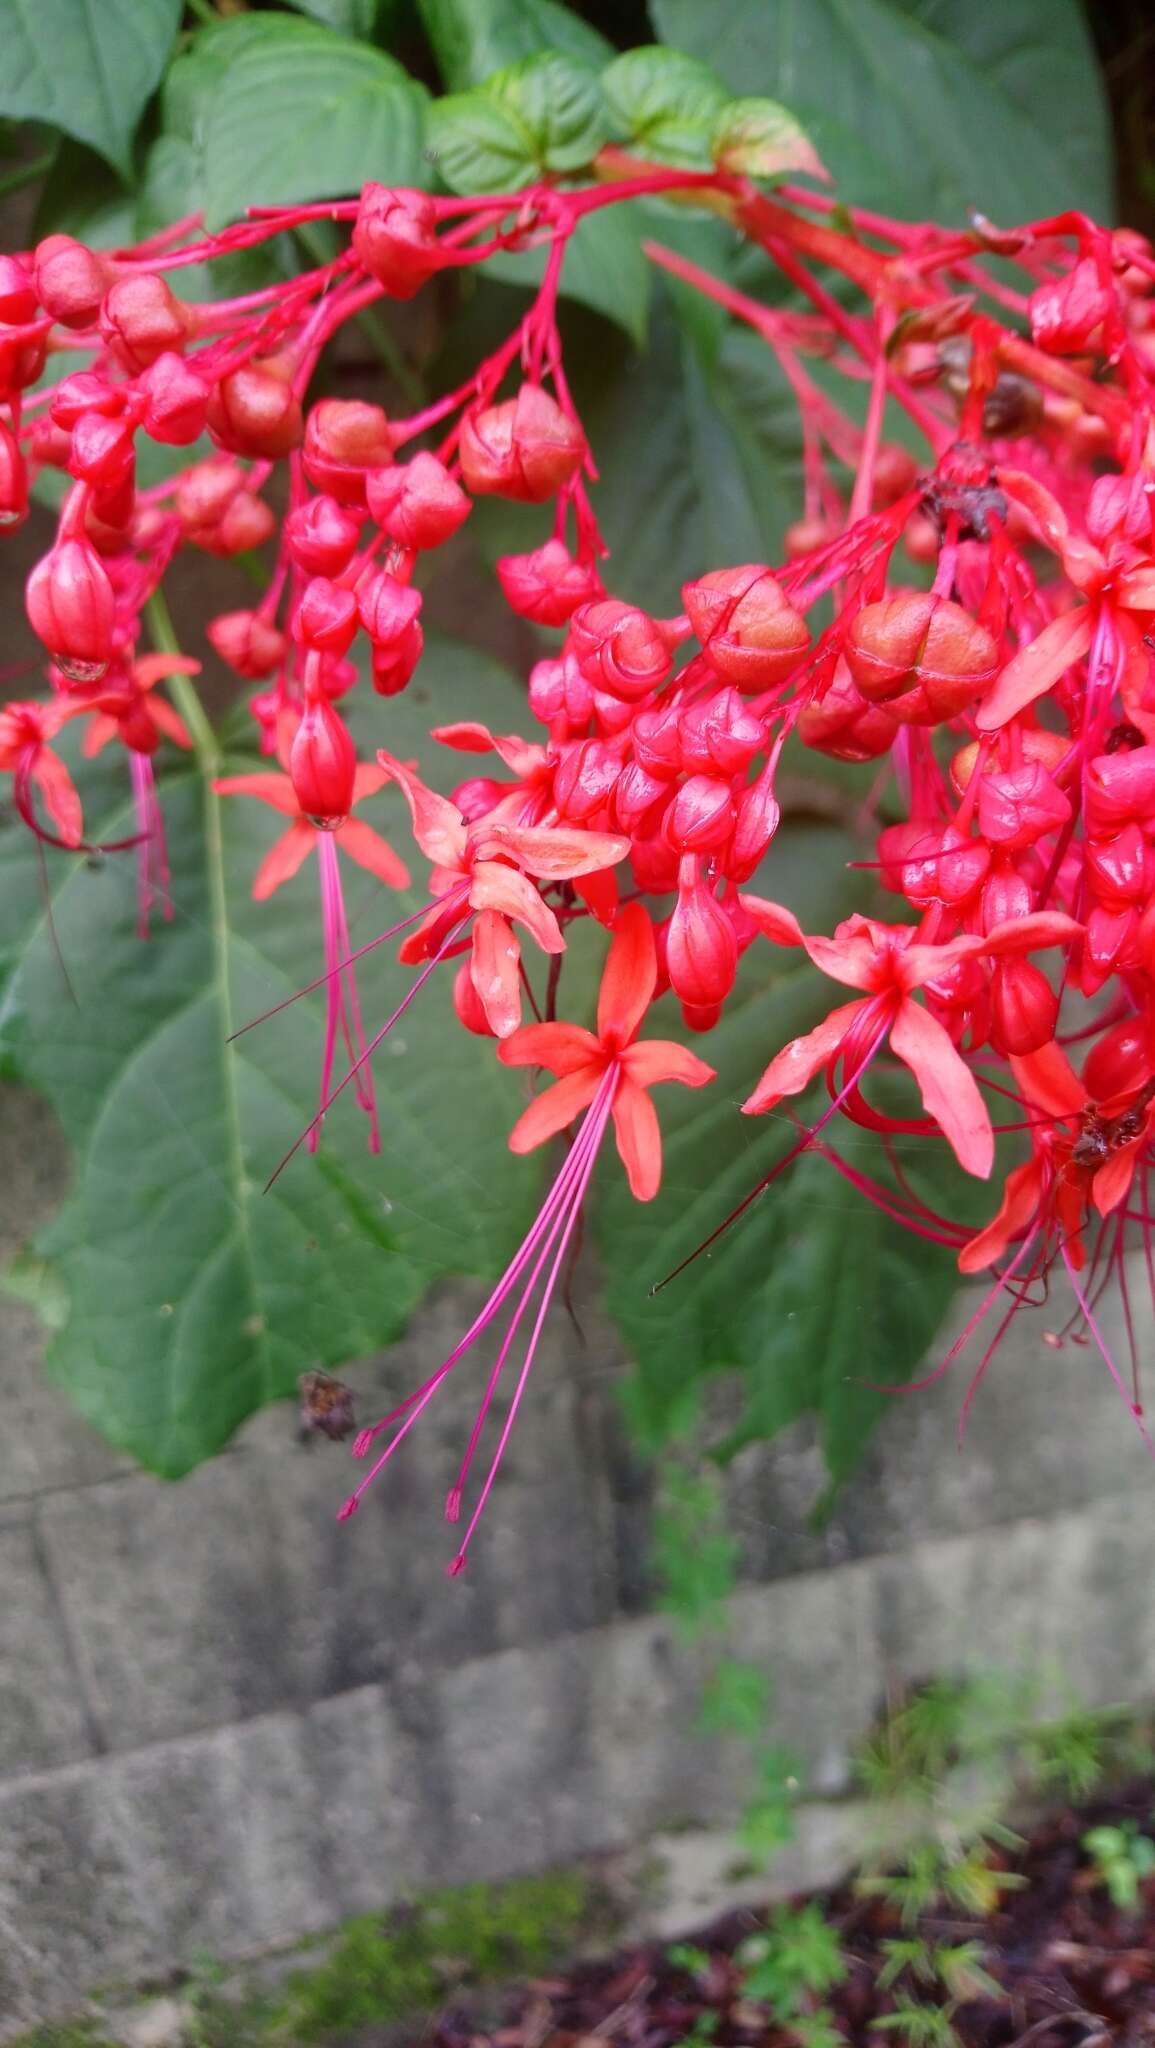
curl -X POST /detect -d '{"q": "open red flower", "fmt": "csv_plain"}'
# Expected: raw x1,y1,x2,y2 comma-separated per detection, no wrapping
498,902,715,1198
0,699,83,845
215,730,409,899
739,901,1081,1178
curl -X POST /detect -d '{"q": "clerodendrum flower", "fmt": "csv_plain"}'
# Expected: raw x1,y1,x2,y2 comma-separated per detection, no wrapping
339,903,714,1572
738,899,1082,1178
215,741,410,1152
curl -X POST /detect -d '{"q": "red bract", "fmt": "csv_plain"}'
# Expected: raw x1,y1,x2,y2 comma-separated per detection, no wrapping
26,537,116,683
352,184,441,297
367,453,470,550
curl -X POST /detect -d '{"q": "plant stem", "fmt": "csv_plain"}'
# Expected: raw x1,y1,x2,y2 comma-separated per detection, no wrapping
0,152,54,201
293,222,425,406
146,588,220,771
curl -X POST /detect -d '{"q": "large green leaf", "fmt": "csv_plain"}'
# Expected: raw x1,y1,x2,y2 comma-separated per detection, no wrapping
203,20,427,228
652,0,1113,222
429,51,609,192
0,0,181,176
417,0,612,91
597,827,990,1480
0,640,540,1477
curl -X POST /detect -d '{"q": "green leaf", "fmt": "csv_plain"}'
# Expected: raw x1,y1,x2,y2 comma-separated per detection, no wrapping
601,45,730,168
417,0,612,92
284,0,380,32
0,0,180,176
163,14,428,230
652,0,1113,222
486,51,610,172
428,90,539,193
712,97,827,183
0,640,540,1477
483,201,652,343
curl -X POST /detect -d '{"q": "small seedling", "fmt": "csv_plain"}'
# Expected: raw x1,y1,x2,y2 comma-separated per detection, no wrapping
1082,1820,1155,1910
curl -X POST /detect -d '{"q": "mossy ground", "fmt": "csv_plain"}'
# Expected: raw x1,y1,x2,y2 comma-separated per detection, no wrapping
10,1865,598,2048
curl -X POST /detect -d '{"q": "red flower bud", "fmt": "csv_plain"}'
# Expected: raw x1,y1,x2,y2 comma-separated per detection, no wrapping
207,610,287,680
552,737,621,822
370,620,424,696
845,595,997,722
284,495,362,577
1088,473,1152,548
357,570,422,649
26,539,116,682
1081,905,1137,996
666,865,738,1010
196,491,275,558
567,599,672,702
33,235,108,329
176,458,244,534
990,957,1059,1057
1085,824,1155,907
0,322,46,399
527,652,593,727
980,863,1034,932
67,410,136,495
613,760,670,834
496,539,600,625
289,699,357,826
50,372,124,430
99,273,193,372
1085,746,1155,832
664,773,736,854
0,419,29,530
784,516,835,559
1083,1018,1152,1101
632,700,684,777
137,353,211,445
303,399,393,506
0,256,37,325
896,824,990,910
295,577,360,656
1029,258,1113,355
728,761,781,881
976,761,1071,853
797,658,898,761
352,185,440,299
207,359,303,460
366,452,470,550
458,384,585,504
678,688,766,776
683,565,810,689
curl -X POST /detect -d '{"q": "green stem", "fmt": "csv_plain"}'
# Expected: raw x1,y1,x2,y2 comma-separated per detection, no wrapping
146,589,220,772
0,152,54,201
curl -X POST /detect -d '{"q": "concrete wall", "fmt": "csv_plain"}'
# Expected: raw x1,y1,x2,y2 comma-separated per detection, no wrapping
3,1076,1155,2034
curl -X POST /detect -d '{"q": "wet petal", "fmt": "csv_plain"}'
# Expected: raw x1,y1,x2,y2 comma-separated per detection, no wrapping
976,608,1092,731
351,761,390,804
471,908,522,1038
33,750,82,846
508,1067,601,1152
1092,1146,1140,1217
148,698,193,749
737,894,805,947
890,996,993,1177
1010,1042,1084,1121
611,1075,664,1201
499,1022,602,1076
742,998,867,1114
597,902,657,1047
470,862,564,953
471,819,629,880
80,714,117,759
377,749,467,869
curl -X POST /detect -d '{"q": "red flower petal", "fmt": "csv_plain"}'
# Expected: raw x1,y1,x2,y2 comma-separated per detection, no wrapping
334,818,410,889
976,608,1092,731
251,821,315,899
890,996,993,1178
376,749,467,869
471,908,523,1038
621,1039,716,1090
214,772,301,818
507,1067,601,1152
597,902,657,1048
498,1022,602,1077
959,1157,1046,1273
742,998,868,1114
611,1075,664,1201
470,861,564,953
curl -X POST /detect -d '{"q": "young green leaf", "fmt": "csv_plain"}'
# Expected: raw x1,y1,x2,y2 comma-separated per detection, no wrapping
601,46,730,168
427,91,536,193
712,97,827,183
485,52,611,173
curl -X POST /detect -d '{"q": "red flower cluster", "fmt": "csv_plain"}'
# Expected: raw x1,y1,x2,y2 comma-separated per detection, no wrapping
7,169,1155,1558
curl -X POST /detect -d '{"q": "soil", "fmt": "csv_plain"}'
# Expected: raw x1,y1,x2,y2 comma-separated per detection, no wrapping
421,1783,1155,2048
